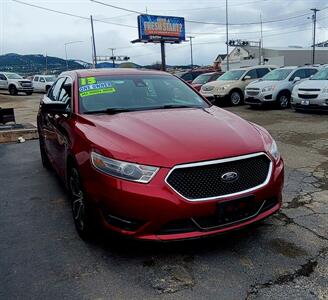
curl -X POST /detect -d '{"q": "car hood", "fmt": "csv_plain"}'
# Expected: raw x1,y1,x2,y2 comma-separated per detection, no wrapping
247,80,280,89
204,80,237,88
296,79,326,90
79,107,266,168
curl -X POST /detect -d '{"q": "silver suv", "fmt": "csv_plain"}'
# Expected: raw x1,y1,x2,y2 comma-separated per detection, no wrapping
291,66,328,112
245,66,318,109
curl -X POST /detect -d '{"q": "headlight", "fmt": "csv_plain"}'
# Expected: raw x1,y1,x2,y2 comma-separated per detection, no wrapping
321,87,328,94
262,85,275,93
91,152,159,183
268,140,280,161
218,85,229,91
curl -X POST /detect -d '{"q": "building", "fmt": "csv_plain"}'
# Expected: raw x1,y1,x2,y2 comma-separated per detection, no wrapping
219,45,328,71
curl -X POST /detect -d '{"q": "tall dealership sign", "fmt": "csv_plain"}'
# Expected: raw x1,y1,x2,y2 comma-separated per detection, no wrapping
132,15,186,70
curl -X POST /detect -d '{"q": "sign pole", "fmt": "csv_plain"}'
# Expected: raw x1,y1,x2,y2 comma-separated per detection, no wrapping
160,40,166,71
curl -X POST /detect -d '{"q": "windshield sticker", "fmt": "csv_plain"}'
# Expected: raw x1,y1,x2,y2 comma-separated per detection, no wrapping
80,87,116,97
80,77,97,86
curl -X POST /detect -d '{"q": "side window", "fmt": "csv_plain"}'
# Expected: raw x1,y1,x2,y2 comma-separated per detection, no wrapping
192,72,202,79
33,76,39,82
257,68,270,78
289,69,306,81
244,69,258,79
58,77,72,103
182,73,193,81
305,68,318,77
39,77,45,83
0,74,6,80
48,77,66,101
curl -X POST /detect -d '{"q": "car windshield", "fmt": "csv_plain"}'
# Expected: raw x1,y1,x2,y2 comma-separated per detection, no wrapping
78,74,209,114
45,76,56,82
5,73,23,79
192,74,212,84
262,69,294,81
217,70,245,81
310,68,328,80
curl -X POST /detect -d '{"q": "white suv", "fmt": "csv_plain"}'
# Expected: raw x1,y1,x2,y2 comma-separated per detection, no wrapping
245,66,319,109
291,66,328,112
32,75,56,93
0,72,33,95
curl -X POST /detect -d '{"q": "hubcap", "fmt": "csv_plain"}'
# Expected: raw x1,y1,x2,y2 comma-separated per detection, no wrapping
231,92,241,105
280,95,288,108
70,168,85,231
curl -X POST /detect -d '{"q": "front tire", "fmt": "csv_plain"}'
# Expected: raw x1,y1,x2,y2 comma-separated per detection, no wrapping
68,166,94,240
25,91,33,96
277,92,290,109
39,136,52,170
229,90,243,106
9,85,18,96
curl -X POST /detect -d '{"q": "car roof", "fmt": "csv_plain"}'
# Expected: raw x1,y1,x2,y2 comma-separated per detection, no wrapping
62,68,168,78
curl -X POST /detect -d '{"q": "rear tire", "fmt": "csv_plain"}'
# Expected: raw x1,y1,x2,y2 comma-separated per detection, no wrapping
68,165,95,241
277,92,290,109
229,90,243,106
9,85,18,96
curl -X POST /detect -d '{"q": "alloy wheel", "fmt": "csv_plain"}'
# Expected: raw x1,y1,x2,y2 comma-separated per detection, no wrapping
231,92,241,105
69,168,85,232
279,95,289,109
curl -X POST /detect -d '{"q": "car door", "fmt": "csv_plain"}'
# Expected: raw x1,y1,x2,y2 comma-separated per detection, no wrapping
47,76,73,178
0,73,8,89
40,77,67,167
39,76,46,92
241,69,258,89
33,76,40,91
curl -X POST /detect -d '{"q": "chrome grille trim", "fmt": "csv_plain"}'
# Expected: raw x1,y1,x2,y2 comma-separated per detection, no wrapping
165,152,273,202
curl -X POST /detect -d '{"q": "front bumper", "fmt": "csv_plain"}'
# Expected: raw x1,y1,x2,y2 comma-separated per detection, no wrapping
291,95,328,111
81,156,284,241
17,86,33,92
245,90,275,105
200,92,229,103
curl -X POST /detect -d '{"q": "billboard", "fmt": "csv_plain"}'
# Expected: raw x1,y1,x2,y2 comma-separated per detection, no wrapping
138,14,185,43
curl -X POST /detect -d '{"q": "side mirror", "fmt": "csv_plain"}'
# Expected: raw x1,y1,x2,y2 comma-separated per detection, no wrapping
293,76,301,83
41,101,70,115
63,83,72,97
310,75,313,79
243,75,251,81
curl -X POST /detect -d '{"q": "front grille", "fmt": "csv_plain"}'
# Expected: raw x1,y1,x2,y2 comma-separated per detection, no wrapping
299,88,320,92
166,154,271,200
247,91,260,96
298,94,318,99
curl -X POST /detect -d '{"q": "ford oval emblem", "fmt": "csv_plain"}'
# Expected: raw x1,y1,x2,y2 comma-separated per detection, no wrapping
221,171,239,183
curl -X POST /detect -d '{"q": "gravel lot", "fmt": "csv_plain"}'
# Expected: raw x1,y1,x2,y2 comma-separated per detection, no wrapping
0,93,327,299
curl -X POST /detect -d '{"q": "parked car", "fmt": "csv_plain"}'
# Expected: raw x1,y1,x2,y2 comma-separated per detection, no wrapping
200,65,275,106
0,72,33,95
37,68,284,241
176,68,215,83
191,72,223,91
245,66,319,109
32,75,57,93
291,66,328,112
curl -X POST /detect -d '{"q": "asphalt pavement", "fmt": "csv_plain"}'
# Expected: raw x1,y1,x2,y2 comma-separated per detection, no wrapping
0,106,327,300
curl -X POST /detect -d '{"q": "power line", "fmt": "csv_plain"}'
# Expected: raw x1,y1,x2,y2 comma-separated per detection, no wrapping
12,0,137,28
90,0,323,26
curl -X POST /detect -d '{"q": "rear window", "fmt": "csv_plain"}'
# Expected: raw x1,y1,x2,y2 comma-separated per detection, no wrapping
78,74,208,113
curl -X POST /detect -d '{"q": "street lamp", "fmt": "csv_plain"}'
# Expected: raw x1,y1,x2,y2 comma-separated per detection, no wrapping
64,41,83,70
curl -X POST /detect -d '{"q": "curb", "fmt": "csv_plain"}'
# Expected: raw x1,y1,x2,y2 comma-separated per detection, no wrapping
0,124,38,143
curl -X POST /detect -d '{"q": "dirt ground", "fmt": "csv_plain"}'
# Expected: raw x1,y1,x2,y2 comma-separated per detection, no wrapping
0,92,327,299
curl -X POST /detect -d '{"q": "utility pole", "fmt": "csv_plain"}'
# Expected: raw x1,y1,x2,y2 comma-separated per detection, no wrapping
90,15,97,68
311,8,320,64
45,52,48,75
225,0,229,71
64,41,83,71
188,36,195,69
108,48,116,68
260,13,263,65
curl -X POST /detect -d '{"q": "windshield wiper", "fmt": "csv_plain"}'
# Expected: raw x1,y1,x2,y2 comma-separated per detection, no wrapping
84,108,133,115
159,104,203,109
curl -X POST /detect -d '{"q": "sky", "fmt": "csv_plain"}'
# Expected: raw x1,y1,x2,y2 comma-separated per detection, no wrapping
0,0,328,66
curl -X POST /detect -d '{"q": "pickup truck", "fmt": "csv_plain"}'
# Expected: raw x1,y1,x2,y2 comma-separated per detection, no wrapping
32,75,56,93
0,72,33,95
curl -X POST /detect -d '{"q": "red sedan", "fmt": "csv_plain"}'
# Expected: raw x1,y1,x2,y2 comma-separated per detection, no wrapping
37,69,284,241
191,72,223,91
